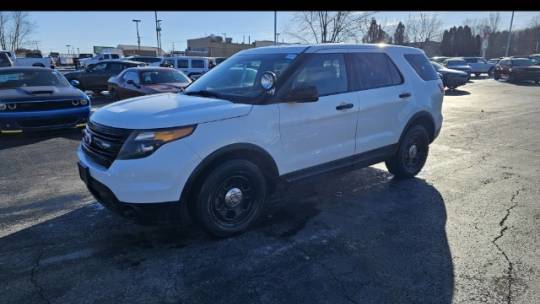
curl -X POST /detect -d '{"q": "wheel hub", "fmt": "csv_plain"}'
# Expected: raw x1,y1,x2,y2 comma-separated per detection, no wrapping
224,187,243,207
408,144,418,159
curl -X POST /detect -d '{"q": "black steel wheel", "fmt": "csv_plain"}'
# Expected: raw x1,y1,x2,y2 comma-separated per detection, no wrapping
386,125,430,179
194,159,267,237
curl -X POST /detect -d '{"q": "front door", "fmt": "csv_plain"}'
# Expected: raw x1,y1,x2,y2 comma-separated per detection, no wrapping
278,53,358,174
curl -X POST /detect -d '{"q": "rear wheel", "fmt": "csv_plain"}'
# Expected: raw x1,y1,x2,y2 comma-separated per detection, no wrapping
494,72,500,80
385,125,430,179
475,73,481,77
488,68,495,78
193,159,267,237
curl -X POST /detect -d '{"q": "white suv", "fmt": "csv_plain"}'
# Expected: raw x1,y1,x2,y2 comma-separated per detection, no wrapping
77,44,444,237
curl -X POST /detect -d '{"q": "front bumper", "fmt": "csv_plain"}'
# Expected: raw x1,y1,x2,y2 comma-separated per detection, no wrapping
78,162,185,224
77,138,202,204
0,107,90,133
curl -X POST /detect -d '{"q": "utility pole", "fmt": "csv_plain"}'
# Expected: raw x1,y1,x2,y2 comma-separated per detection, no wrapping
132,19,141,53
505,11,515,57
155,11,162,56
274,11,277,45
66,44,71,55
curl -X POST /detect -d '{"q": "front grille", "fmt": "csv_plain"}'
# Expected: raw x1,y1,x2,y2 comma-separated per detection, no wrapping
18,116,78,128
9,99,86,112
81,121,131,169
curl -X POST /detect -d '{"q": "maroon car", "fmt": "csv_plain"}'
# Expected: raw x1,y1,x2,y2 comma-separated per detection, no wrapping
107,67,192,100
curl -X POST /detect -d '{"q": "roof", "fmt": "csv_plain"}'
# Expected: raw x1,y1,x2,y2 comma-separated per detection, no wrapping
240,43,423,55
94,59,147,65
0,66,54,72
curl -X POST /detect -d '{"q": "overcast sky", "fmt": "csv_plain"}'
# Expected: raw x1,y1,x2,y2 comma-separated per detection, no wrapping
26,11,540,54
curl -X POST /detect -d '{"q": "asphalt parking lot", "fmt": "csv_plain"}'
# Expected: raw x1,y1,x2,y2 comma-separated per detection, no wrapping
1,78,539,304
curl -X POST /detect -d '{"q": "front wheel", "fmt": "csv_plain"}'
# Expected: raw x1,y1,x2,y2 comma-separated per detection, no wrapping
385,125,430,179
494,72,500,80
193,159,267,237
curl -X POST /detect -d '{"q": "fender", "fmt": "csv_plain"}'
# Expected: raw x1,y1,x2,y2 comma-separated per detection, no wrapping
399,111,436,143
180,143,279,203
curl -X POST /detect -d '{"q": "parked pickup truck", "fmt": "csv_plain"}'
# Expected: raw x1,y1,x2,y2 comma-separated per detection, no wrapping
78,52,123,69
460,57,495,77
13,52,55,69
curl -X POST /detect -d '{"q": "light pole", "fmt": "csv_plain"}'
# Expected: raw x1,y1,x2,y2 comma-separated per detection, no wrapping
274,11,277,45
505,11,515,57
154,12,162,56
66,44,71,55
132,19,141,53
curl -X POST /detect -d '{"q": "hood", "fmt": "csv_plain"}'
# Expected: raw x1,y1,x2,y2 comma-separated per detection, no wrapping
143,83,188,93
90,93,253,129
0,86,87,102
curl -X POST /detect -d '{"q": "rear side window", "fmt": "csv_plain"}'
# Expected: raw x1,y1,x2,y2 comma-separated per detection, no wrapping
191,60,205,68
350,53,403,90
404,54,439,81
177,59,189,68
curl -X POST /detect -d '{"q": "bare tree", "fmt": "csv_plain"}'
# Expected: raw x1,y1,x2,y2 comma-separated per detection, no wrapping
0,12,9,50
285,11,375,44
406,13,443,48
8,12,34,51
529,14,540,28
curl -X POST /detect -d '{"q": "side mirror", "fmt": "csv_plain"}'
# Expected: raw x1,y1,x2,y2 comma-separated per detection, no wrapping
70,79,80,87
286,86,319,103
260,71,276,91
126,79,140,88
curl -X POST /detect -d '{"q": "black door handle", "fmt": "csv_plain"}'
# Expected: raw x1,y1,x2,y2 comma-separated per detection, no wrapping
399,92,411,99
336,103,354,110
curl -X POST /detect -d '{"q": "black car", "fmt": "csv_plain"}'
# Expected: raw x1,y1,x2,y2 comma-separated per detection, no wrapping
0,67,90,133
494,58,540,83
64,60,146,94
432,62,468,90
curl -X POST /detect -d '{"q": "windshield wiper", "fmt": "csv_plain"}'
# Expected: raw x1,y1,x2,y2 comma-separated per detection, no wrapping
184,90,221,98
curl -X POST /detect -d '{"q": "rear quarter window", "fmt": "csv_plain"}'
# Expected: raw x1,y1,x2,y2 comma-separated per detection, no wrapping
404,54,439,81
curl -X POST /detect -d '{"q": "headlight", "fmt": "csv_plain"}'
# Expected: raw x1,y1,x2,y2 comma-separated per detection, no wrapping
0,103,6,111
117,125,196,160
80,99,88,105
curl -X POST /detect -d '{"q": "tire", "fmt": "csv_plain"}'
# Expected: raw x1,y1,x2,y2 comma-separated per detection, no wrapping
385,125,430,179
193,159,267,237
92,90,102,95
494,72,500,80
475,73,480,77
448,86,456,90
508,73,515,83
488,68,494,78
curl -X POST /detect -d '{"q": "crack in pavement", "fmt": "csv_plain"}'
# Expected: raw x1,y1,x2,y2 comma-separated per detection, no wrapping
30,250,51,304
491,188,522,304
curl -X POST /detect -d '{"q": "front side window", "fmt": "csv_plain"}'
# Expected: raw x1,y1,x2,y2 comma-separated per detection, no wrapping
177,59,189,68
184,53,297,103
351,53,403,90
0,70,70,89
289,53,348,96
191,60,205,68
405,54,439,81
91,63,107,72
163,59,175,67
123,71,140,84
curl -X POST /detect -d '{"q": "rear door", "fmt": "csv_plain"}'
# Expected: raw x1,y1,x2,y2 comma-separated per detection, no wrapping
348,51,412,153
278,52,359,172
84,62,108,90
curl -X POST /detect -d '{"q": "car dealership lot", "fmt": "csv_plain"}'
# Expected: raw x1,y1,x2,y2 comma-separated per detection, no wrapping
0,79,539,303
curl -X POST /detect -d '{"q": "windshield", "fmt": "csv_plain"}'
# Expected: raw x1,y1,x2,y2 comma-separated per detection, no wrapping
432,62,443,71
0,69,70,89
447,60,466,66
140,69,191,84
184,53,298,102
512,59,534,66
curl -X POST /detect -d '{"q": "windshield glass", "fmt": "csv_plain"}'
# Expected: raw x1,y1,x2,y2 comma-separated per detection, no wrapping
447,60,466,66
184,53,298,102
0,69,70,89
140,69,191,84
432,62,443,70
512,59,533,66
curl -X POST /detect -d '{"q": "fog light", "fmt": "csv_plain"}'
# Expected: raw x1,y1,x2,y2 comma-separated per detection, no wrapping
72,100,80,106
80,99,88,105
7,103,16,110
